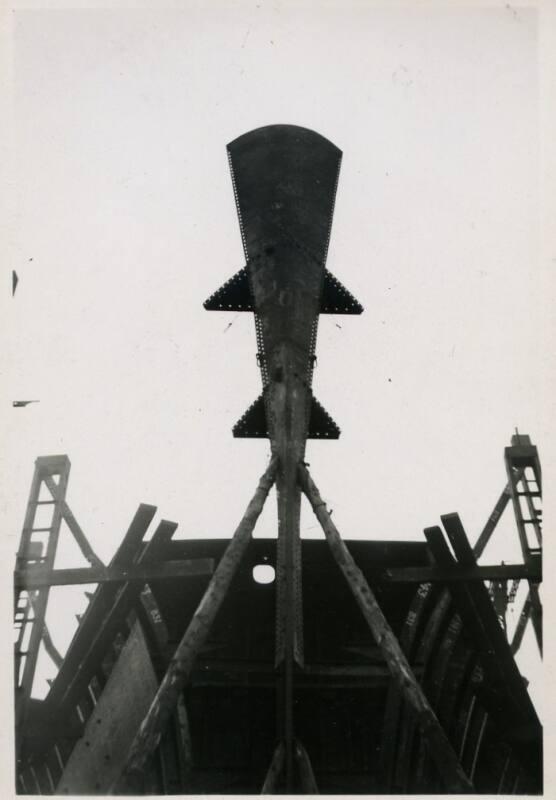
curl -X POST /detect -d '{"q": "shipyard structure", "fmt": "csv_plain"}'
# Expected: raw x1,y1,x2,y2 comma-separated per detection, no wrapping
14,126,542,794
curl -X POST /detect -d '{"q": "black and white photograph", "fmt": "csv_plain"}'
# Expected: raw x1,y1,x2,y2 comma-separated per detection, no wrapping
3,0,553,795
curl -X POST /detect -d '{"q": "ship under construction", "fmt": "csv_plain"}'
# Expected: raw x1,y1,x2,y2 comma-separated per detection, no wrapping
14,126,542,794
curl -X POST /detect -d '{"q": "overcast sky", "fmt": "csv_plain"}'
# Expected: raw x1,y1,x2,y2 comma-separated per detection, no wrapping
2,1,551,773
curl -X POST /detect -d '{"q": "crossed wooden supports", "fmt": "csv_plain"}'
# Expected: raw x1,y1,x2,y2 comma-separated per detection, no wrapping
109,456,501,794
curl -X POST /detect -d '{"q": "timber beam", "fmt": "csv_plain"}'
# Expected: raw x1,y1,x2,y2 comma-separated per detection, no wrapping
188,659,410,689
381,562,540,584
15,557,539,591
15,558,215,590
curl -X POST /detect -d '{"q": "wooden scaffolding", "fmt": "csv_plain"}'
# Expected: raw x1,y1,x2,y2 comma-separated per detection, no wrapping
14,433,542,794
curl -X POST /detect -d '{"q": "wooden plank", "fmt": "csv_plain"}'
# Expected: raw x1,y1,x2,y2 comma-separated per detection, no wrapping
392,590,453,792
137,585,170,670
189,673,393,690
15,557,214,589
135,581,194,793
192,658,397,677
128,578,195,793
380,581,435,789
111,504,158,566
55,619,159,794
112,456,278,793
298,463,473,794
382,563,539,584
413,612,463,790
23,558,542,591
187,659,400,689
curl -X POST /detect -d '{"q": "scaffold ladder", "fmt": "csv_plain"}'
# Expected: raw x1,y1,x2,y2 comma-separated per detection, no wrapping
14,456,72,723
505,433,542,655
15,455,104,734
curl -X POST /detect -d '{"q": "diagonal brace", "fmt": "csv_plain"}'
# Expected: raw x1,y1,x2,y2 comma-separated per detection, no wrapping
528,582,542,655
511,589,532,655
298,463,473,794
45,475,104,568
472,472,522,559
28,593,64,669
112,456,278,793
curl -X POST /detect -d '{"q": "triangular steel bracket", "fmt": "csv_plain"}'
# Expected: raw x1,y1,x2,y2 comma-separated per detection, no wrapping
203,267,253,311
321,269,363,314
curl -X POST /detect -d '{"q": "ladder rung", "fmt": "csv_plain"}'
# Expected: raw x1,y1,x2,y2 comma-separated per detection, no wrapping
34,501,56,505
31,527,53,533
517,491,541,497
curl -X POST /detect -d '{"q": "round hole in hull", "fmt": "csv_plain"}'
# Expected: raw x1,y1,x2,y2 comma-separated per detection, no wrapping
252,564,275,584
